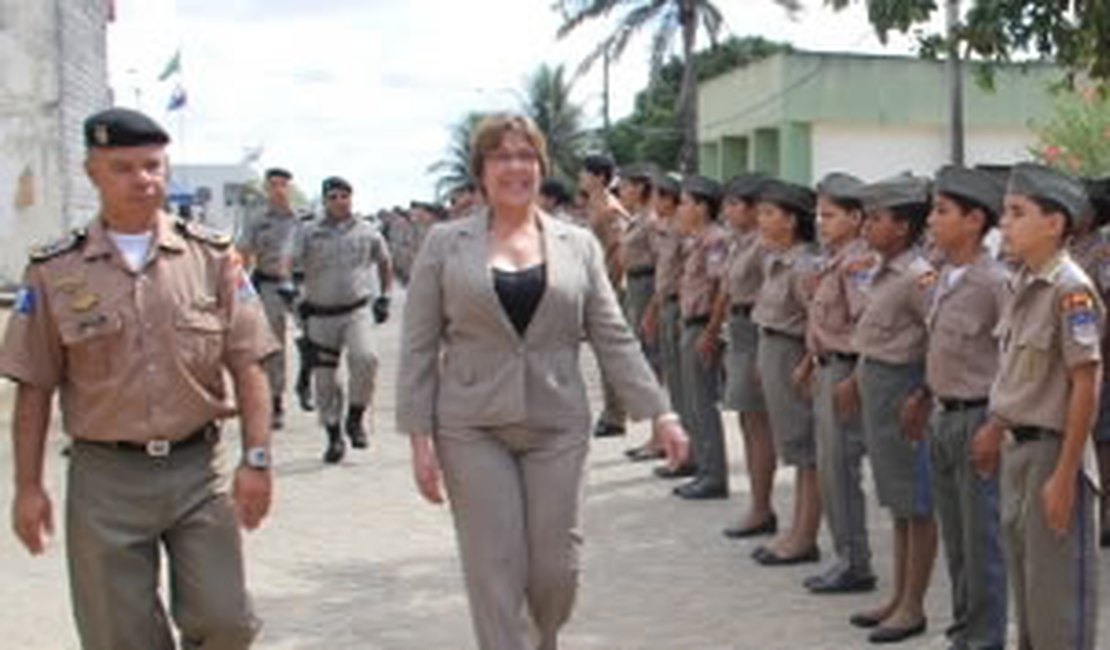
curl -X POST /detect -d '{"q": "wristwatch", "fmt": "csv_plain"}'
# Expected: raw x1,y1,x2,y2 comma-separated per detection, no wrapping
243,446,271,470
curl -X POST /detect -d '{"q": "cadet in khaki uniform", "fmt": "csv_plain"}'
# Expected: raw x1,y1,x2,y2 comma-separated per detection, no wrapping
236,167,300,429
673,175,731,499
293,176,393,463
709,174,780,539
803,173,877,593
914,166,1009,650
978,163,1101,650
580,153,630,437
745,179,824,566
846,175,938,644
1,108,277,650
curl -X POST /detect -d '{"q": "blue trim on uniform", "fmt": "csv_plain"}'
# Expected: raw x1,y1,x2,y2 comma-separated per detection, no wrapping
1076,475,1088,650
913,439,933,515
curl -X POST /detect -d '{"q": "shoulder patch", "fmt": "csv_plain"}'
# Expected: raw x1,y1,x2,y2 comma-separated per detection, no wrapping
29,228,87,263
1061,290,1095,313
175,218,232,248
916,269,939,290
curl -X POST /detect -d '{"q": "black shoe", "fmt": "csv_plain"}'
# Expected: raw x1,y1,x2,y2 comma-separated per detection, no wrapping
1101,528,1110,548
673,479,728,500
346,405,368,449
272,398,284,430
723,514,778,539
625,444,665,462
654,463,697,479
868,619,926,644
754,545,821,566
295,372,315,411
850,612,885,629
593,420,626,438
323,425,345,464
805,567,877,594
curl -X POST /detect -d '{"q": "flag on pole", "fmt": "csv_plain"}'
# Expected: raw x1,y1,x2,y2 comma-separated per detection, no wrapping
158,49,182,81
167,84,187,111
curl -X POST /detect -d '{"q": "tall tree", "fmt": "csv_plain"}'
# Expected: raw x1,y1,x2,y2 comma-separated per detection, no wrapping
427,112,486,201
555,0,800,173
522,64,590,183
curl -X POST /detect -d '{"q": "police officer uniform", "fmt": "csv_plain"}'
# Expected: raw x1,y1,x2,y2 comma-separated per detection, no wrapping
294,176,392,463
925,166,1010,650
0,108,277,650
991,163,1102,650
619,163,660,371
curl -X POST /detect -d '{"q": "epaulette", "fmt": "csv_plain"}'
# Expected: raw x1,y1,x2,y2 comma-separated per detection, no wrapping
29,228,87,263
175,218,232,248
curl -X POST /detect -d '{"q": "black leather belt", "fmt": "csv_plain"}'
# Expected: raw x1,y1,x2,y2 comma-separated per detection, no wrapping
1011,426,1057,443
938,397,989,412
301,296,370,317
683,315,710,327
627,266,655,279
816,351,859,366
250,270,284,285
730,303,753,318
78,423,219,457
760,326,803,342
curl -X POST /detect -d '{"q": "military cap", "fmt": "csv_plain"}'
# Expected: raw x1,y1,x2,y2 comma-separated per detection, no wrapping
581,153,616,179
757,179,816,216
654,171,682,197
724,173,770,200
1007,162,1089,222
682,175,723,203
322,176,352,195
265,167,293,181
83,107,170,148
619,162,658,183
859,173,932,212
815,172,864,203
934,165,1004,217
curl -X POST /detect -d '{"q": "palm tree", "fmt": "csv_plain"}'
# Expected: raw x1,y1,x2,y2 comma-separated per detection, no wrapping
523,64,589,183
427,112,486,201
555,0,800,173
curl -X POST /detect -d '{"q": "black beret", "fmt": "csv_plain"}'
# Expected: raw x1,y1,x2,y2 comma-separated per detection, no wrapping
859,174,932,212
757,179,816,216
582,153,616,178
1007,163,1088,222
619,162,658,183
322,176,352,195
682,175,723,204
816,172,864,203
265,167,293,181
83,107,170,149
934,165,1004,216
724,173,770,200
654,171,682,197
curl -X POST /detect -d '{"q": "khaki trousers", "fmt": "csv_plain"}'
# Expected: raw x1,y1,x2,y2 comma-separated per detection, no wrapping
257,282,288,397
436,424,589,650
1001,436,1099,650
66,438,256,650
305,305,378,427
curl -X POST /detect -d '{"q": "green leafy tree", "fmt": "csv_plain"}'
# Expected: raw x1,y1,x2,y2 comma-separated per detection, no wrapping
522,64,591,183
555,0,801,173
427,112,486,201
1031,85,1110,176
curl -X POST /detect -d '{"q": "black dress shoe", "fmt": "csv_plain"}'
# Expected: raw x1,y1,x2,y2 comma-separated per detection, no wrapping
868,619,926,644
754,545,820,566
625,444,665,462
849,612,885,629
722,514,778,539
1101,528,1110,548
806,568,877,594
673,479,728,500
593,420,626,438
654,463,697,479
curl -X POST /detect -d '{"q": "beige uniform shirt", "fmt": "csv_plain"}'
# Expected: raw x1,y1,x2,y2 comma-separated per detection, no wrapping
724,229,764,307
990,253,1104,432
0,213,277,443
235,208,299,277
621,209,657,272
852,248,936,364
926,250,1009,399
653,219,686,299
679,224,730,320
294,216,390,306
587,196,629,286
752,242,818,337
806,238,872,355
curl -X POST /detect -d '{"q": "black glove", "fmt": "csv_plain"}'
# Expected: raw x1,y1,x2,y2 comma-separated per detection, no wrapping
372,296,390,324
276,282,298,307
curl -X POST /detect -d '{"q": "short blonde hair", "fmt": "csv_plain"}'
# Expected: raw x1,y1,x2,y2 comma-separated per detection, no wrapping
469,113,549,182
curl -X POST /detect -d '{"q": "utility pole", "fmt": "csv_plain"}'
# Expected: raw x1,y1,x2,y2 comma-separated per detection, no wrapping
947,0,965,165
602,47,611,149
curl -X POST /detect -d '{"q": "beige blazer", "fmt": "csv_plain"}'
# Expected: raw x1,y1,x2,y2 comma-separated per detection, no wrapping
396,208,669,434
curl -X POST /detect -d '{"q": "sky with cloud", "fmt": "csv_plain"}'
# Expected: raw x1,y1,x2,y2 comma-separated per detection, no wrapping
108,0,931,210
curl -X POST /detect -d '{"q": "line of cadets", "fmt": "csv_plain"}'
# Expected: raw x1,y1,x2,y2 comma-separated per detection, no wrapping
572,153,1109,649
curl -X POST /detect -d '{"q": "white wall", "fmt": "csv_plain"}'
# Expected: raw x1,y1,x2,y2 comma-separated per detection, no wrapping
811,121,1035,181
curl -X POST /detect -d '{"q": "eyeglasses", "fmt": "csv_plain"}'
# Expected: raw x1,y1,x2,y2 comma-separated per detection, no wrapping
326,192,350,201
486,150,540,166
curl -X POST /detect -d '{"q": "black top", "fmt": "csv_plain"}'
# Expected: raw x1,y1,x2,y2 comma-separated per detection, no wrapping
493,264,546,336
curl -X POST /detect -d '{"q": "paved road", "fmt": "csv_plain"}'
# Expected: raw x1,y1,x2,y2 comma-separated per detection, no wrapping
0,302,1105,649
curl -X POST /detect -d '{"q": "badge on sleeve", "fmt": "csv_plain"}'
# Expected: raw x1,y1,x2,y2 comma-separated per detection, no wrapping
13,286,35,315
1062,291,1099,346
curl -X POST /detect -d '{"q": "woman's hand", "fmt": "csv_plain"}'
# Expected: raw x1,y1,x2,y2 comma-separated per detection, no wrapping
899,389,931,442
410,433,444,504
653,413,690,470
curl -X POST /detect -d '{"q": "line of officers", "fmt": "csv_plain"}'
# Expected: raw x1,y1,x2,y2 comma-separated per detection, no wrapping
569,153,1108,650
235,170,394,464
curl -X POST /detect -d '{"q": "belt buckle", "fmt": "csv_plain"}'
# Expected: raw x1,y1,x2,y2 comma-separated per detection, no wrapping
145,439,171,457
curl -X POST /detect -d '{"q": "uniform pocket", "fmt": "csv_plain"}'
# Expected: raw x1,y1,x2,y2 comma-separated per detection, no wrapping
175,309,227,372
59,312,123,382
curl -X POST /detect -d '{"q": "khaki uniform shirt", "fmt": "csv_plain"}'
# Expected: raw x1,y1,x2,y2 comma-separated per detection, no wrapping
621,209,657,272
587,196,629,287
926,250,1010,399
679,224,730,320
990,252,1105,432
806,238,872,355
653,219,686,299
0,213,277,443
294,216,390,306
852,248,936,364
235,208,299,277
752,242,818,337
724,229,764,307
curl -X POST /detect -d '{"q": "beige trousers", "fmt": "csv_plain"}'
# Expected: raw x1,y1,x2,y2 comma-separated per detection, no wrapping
436,424,589,650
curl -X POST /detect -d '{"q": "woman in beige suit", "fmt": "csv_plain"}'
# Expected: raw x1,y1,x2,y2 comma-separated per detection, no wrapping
396,114,688,650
